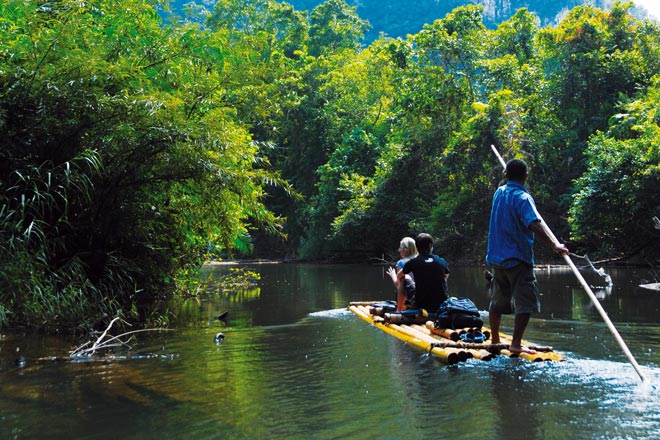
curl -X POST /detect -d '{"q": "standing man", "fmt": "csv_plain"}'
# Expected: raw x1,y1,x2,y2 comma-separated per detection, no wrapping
486,159,568,354
398,233,449,312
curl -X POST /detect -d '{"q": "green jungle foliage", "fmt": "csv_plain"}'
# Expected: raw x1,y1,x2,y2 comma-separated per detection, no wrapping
181,0,651,43
1,0,658,330
0,0,292,330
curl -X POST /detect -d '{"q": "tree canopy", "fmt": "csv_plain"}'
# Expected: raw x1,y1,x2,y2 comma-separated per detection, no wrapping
0,0,290,329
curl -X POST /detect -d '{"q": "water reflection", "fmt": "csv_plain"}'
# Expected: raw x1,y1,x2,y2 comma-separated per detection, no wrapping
2,263,660,439
488,367,543,440
592,284,613,300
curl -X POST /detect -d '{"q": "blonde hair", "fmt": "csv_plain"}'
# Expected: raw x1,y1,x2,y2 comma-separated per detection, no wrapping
400,237,418,258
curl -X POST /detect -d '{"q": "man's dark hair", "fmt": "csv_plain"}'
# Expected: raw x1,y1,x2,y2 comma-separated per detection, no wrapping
505,159,528,182
415,233,434,254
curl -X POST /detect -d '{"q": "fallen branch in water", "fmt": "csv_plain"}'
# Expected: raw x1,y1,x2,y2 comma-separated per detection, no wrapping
69,317,170,359
20,320,172,366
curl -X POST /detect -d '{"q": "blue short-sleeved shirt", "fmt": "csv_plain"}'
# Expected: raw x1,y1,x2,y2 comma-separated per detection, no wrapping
486,181,541,268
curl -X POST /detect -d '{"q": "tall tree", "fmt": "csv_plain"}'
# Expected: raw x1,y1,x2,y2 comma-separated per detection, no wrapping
0,0,288,329
569,80,660,258
536,3,652,188
308,0,371,57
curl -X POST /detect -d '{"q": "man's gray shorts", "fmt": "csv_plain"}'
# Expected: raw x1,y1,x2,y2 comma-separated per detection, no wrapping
489,263,540,315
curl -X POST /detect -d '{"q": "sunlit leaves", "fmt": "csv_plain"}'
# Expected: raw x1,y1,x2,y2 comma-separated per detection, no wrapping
415,5,487,100
569,79,660,255
0,0,291,329
308,0,370,57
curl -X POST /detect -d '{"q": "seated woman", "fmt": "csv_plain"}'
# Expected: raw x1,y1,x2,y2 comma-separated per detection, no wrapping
386,237,418,311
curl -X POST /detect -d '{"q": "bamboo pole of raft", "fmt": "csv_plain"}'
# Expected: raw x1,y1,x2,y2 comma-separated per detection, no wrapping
424,321,492,342
408,324,494,361
396,323,465,363
490,145,648,381
403,324,475,362
349,301,387,306
349,305,461,365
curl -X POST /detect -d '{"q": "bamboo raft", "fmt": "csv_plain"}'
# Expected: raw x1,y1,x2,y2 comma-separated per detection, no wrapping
349,301,564,365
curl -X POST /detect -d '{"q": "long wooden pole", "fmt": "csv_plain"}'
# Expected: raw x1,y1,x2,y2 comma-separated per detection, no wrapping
490,145,647,382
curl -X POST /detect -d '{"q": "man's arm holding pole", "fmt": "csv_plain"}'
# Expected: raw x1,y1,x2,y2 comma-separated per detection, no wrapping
529,220,569,256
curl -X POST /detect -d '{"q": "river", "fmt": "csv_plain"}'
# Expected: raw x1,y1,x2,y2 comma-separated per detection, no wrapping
1,263,659,439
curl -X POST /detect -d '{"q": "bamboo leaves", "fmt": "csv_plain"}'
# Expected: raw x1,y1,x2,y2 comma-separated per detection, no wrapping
0,0,291,330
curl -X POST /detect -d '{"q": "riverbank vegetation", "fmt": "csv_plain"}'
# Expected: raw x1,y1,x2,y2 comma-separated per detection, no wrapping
1,0,658,330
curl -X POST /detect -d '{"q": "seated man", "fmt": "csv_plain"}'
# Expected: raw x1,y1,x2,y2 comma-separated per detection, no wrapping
397,233,449,312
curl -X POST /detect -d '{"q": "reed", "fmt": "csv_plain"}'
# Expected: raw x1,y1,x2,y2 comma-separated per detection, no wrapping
0,155,126,331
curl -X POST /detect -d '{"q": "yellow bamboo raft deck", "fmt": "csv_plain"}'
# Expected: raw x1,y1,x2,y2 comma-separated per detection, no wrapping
349,301,564,365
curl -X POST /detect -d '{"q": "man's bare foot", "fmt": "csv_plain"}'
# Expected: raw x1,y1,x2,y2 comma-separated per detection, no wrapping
509,345,537,355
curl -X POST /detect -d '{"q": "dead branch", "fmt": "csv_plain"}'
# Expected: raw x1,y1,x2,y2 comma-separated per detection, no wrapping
69,317,170,358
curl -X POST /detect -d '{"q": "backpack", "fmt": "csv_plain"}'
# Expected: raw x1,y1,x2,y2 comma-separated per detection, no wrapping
435,297,483,330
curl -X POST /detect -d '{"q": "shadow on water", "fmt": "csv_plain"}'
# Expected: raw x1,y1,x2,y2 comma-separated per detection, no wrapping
2,263,660,439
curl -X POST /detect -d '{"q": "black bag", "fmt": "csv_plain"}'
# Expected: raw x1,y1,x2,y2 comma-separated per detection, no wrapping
435,297,483,330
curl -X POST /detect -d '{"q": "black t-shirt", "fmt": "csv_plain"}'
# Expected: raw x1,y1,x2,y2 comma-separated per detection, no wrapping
402,253,450,312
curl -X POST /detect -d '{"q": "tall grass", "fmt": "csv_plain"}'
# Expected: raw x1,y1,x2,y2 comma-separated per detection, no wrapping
0,153,126,331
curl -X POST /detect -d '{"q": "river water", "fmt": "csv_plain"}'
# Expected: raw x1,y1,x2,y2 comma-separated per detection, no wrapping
1,263,660,439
